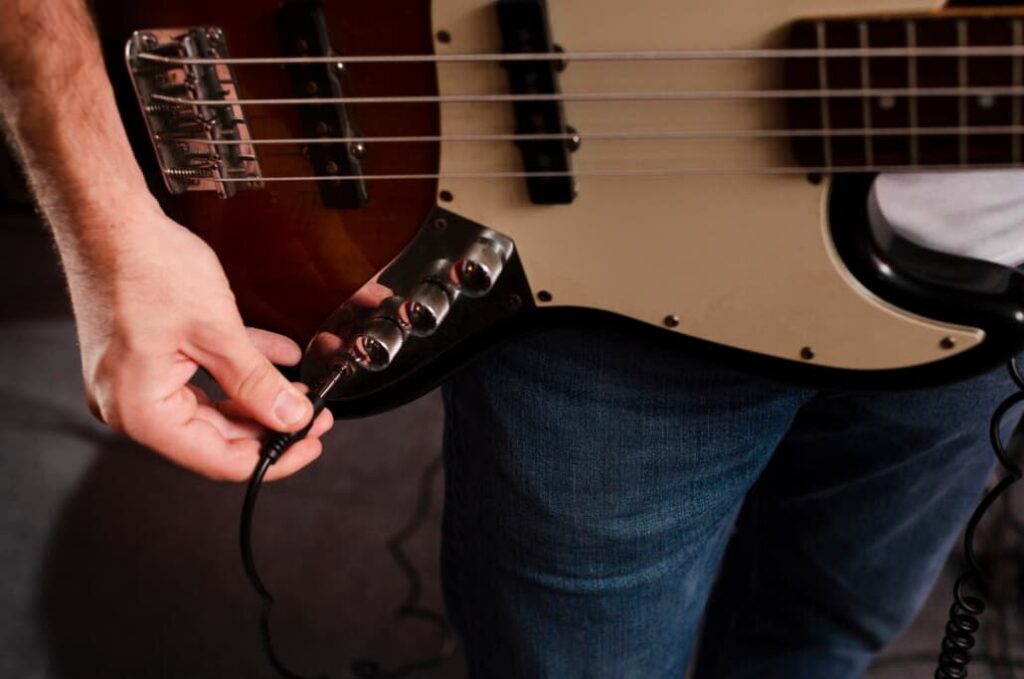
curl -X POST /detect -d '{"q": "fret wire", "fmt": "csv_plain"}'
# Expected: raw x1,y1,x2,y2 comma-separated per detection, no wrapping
859,21,874,166
816,22,833,169
1014,20,1023,165
957,20,969,166
907,21,920,166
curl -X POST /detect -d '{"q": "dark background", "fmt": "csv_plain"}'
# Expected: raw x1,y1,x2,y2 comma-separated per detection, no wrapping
0,143,1022,678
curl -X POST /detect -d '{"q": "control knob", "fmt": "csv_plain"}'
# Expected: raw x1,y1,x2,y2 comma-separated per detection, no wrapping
353,317,405,371
400,282,453,337
453,237,509,298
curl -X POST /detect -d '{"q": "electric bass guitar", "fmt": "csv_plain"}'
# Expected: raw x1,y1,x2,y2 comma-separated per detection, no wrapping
95,0,1024,414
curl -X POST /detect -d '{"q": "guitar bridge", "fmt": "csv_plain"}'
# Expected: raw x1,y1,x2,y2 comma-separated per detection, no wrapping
125,27,262,198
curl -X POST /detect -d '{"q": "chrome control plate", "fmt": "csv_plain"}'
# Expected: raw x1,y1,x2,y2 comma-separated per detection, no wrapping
302,210,530,416
125,27,262,198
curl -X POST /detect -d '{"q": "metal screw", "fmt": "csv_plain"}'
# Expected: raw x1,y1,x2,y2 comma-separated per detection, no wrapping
325,160,339,174
800,346,816,361
140,33,158,50
664,315,680,328
433,217,448,231
554,44,568,72
206,28,224,44
566,126,582,152
537,291,553,303
350,142,367,159
333,61,346,76
940,337,957,350
507,294,524,311
436,30,452,44
304,81,319,96
439,190,454,203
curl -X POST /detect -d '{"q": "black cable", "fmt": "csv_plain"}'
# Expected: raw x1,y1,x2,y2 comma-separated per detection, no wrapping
241,455,324,679
936,359,1024,679
240,365,349,679
348,455,458,679
239,362,456,679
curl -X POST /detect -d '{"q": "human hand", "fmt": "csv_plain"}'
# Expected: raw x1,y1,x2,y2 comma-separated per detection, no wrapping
66,201,332,482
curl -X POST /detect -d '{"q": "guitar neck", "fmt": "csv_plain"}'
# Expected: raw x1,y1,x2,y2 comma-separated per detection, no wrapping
786,10,1024,171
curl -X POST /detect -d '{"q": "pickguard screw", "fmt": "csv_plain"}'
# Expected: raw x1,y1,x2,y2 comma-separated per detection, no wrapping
664,315,680,328
439,190,454,203
566,126,582,152
807,173,823,186
350,142,367,159
940,337,957,350
436,30,452,44
554,44,568,72
333,61,346,76
325,160,339,174
507,294,524,310
537,291,553,303
800,346,816,361
433,217,448,231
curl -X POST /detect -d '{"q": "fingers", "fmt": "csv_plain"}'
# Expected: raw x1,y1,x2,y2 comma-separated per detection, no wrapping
190,323,313,433
200,398,333,442
139,417,323,483
262,437,324,482
351,279,394,308
135,388,332,482
245,327,303,366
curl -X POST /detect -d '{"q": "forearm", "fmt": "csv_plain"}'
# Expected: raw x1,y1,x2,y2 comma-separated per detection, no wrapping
0,0,161,277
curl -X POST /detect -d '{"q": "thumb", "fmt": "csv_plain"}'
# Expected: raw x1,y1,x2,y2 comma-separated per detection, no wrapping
191,325,313,432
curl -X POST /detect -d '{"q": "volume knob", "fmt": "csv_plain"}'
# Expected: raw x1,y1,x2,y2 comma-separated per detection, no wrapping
453,238,507,298
401,282,452,337
353,318,405,371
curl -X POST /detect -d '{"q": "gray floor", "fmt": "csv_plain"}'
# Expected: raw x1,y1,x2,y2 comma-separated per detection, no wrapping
1,211,1021,678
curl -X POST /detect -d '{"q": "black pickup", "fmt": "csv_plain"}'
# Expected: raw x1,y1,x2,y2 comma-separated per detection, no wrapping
497,0,577,204
276,0,368,209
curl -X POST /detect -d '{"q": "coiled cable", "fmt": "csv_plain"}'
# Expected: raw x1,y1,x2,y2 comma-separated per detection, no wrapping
935,358,1024,678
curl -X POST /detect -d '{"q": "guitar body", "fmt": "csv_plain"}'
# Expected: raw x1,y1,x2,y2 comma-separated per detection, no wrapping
94,0,1024,415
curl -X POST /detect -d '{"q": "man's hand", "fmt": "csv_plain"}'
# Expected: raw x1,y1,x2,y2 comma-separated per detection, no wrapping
73,203,332,482
1,0,333,482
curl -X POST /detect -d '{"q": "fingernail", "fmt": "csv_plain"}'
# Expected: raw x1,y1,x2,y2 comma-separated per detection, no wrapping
274,389,308,426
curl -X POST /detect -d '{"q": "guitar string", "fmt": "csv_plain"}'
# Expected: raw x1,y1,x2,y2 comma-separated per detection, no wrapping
150,86,1024,107
149,46,1024,180
194,164,1024,183
166,126,1024,146
135,45,1024,66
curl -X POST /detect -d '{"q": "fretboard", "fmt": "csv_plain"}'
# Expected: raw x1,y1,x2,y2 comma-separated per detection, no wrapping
786,12,1024,170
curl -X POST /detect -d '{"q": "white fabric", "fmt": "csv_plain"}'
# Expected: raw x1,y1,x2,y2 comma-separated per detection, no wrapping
871,172,1024,267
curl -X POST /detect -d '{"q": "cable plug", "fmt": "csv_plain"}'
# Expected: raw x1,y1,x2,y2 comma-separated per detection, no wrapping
260,362,352,464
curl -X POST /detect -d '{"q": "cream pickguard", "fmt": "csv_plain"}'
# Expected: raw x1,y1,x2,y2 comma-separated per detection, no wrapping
431,0,988,371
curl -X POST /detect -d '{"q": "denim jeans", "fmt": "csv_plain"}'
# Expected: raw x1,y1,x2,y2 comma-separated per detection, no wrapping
440,326,1011,678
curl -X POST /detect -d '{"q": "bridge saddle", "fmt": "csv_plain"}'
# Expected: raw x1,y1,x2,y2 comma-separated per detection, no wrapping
125,27,262,198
